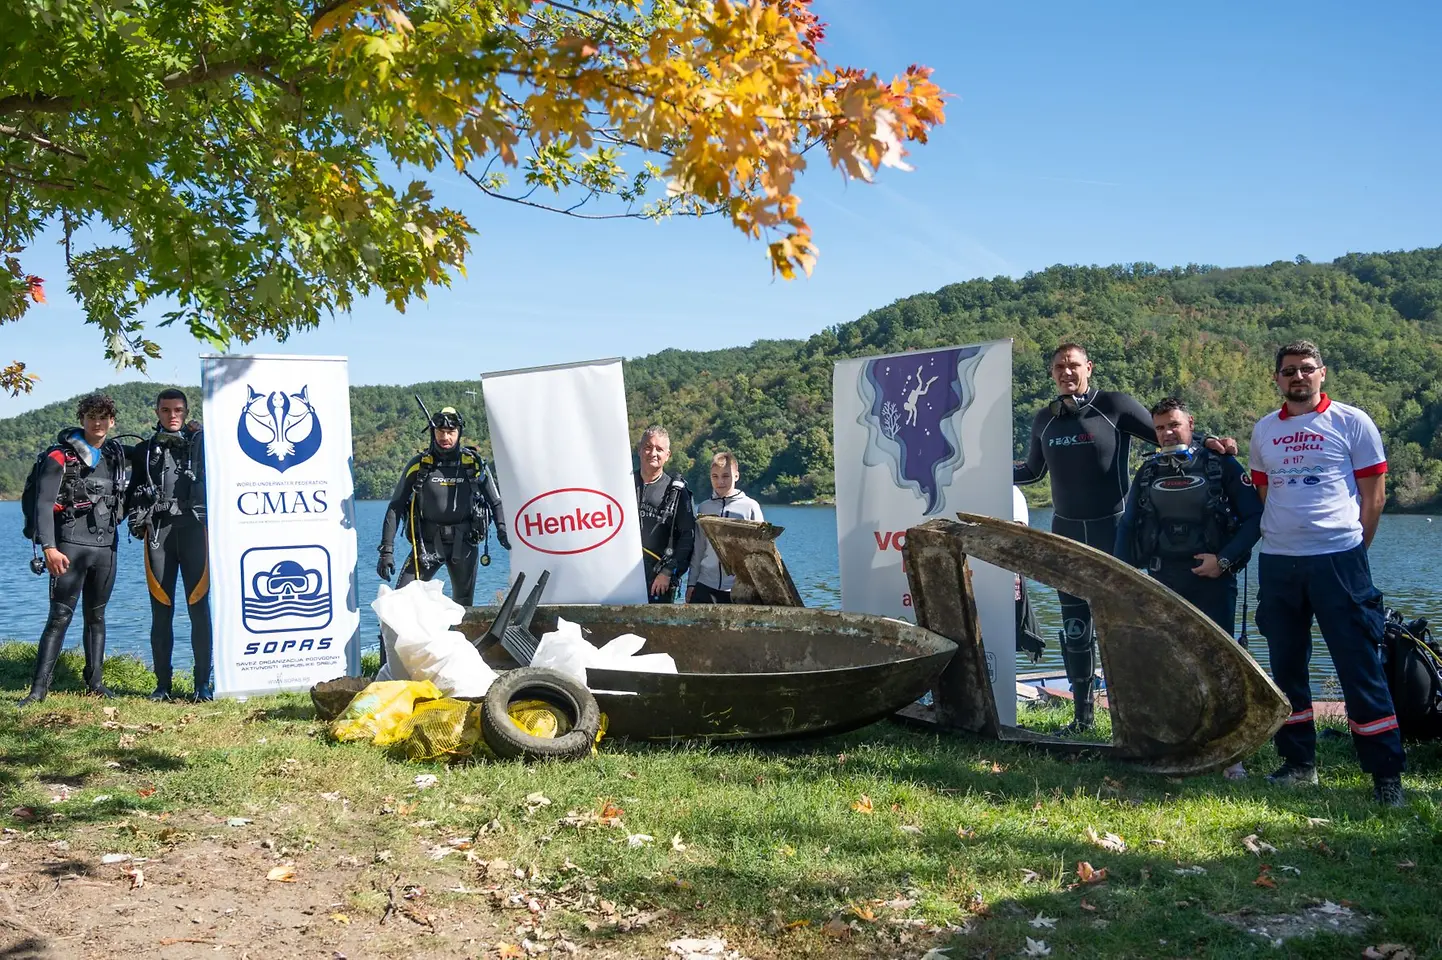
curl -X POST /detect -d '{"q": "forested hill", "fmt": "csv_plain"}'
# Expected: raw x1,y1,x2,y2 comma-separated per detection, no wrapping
3,246,1440,510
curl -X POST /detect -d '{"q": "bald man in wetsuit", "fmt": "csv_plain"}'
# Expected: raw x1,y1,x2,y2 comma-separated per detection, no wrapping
1015,343,1233,733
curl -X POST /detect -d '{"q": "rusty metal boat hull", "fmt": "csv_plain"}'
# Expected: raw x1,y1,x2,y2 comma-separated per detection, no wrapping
458,603,956,742
904,514,1292,775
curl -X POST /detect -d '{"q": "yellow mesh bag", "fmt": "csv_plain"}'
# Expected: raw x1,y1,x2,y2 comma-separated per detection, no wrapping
506,699,568,738
329,680,442,746
400,698,482,762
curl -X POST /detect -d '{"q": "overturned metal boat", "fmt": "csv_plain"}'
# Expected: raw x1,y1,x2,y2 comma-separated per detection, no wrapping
458,512,1289,773
902,514,1292,775
457,602,956,741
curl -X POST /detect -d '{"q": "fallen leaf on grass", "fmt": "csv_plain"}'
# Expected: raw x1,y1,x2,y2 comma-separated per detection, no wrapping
919,950,952,960
956,826,976,839
9,807,36,821
100,853,131,864
266,865,298,882
1362,946,1415,960
496,944,525,959
599,801,624,825
851,795,874,815
1304,816,1331,828
784,919,811,929
320,792,342,802
1397,860,1416,871
670,833,686,852
776,843,796,857
136,786,156,798
1021,936,1051,957
1253,866,1277,889
1241,833,1278,856
849,902,876,922
1085,827,1126,853
122,866,144,888
330,913,350,925
623,834,653,848
1075,862,1108,885
1029,914,1057,929
880,897,916,911
820,916,851,940
1079,898,1097,912
227,817,252,828
414,774,439,790
1147,838,1166,847
899,824,923,835
1173,865,1206,876
1020,869,1042,884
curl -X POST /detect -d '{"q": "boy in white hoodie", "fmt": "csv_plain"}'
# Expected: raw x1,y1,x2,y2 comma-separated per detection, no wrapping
686,452,764,603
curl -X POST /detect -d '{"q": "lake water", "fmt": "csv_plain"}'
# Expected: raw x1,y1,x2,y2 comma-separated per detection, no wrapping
1,501,1437,696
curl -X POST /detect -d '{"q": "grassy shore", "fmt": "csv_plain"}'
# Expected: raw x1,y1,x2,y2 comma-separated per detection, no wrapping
1,642,1439,959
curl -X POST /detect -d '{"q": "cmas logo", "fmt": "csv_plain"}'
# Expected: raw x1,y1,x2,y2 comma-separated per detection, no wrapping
237,386,323,473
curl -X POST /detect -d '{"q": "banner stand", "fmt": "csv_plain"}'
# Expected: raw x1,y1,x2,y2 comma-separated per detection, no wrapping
481,357,647,605
832,340,1015,724
202,354,359,697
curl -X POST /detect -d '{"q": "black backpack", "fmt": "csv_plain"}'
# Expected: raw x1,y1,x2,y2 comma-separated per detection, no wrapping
1378,608,1442,742
20,442,124,543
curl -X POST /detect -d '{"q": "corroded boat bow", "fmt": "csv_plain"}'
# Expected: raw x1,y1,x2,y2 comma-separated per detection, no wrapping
905,514,1291,775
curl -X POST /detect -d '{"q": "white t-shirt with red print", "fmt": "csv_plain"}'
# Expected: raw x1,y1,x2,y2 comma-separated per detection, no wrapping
1248,394,1387,556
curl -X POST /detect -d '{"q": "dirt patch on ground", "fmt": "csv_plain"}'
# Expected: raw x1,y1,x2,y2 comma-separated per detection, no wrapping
0,813,688,959
1215,900,1371,947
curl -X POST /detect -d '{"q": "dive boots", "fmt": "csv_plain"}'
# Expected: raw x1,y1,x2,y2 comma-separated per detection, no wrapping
17,612,67,706
1058,679,1097,736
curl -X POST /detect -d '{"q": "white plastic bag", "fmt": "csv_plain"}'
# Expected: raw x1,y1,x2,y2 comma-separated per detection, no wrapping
371,580,497,697
531,617,597,686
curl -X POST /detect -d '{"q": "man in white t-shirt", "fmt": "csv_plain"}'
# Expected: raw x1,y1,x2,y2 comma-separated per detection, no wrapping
1248,340,1405,807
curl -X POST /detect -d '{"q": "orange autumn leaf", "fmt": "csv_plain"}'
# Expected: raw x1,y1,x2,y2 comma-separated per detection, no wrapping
25,276,45,304
1075,862,1108,885
850,794,874,814
496,944,525,959
266,865,298,882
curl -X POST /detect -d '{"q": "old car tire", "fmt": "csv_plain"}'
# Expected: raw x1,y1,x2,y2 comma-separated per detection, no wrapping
481,667,601,761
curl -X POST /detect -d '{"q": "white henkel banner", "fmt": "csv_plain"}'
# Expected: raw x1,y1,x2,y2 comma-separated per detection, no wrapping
202,354,359,697
833,340,1016,723
482,358,646,604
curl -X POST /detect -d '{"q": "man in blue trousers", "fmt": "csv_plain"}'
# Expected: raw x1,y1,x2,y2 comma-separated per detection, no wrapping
1248,340,1405,806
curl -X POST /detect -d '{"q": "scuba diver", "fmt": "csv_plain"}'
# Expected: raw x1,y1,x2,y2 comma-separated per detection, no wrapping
1014,343,1236,733
20,393,127,705
1115,397,1262,777
633,426,696,603
377,403,510,607
125,388,212,702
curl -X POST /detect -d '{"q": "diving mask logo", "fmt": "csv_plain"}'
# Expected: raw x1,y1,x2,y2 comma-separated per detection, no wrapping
856,346,982,516
240,545,333,634
237,385,323,473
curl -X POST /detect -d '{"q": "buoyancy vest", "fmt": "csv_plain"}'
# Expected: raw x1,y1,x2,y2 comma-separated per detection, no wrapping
1132,446,1237,563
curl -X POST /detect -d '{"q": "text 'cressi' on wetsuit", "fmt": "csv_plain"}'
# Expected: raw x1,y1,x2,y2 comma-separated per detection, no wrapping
27,429,126,699
380,443,508,606
126,425,212,698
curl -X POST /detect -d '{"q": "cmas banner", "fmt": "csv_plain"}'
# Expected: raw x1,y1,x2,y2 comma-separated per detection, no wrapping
832,340,1016,723
202,354,360,697
482,358,647,604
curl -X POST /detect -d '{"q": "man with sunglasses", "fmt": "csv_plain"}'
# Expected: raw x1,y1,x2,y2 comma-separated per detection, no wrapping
1015,343,1233,733
1248,340,1405,806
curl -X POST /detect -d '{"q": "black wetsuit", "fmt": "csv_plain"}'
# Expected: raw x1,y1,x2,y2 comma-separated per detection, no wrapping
1115,445,1263,637
1013,389,1157,702
380,444,509,607
634,470,696,603
25,429,126,701
126,426,212,698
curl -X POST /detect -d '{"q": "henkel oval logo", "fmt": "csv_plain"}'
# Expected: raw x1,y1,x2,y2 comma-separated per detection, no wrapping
514,488,625,555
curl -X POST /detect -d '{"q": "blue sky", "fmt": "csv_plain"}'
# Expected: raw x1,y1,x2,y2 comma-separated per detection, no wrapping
5,0,1440,415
